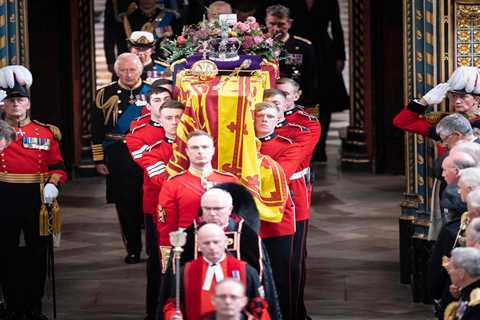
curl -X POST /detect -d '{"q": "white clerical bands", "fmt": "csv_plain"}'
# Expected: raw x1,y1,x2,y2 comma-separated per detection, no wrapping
131,145,149,159
147,161,166,177
202,263,224,291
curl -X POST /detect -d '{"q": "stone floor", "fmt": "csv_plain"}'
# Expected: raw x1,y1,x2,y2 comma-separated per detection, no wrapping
46,114,434,319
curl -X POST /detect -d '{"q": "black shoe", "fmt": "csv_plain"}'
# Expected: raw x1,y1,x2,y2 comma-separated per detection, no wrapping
124,253,140,264
25,311,48,320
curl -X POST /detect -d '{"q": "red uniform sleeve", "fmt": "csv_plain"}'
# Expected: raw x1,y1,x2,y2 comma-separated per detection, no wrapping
272,143,304,179
157,179,179,246
47,136,67,185
125,131,150,167
142,146,170,187
393,108,433,137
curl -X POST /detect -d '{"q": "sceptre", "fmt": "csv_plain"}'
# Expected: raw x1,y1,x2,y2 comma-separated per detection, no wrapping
169,229,187,317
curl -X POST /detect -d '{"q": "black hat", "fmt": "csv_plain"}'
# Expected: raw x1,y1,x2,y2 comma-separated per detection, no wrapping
4,80,29,99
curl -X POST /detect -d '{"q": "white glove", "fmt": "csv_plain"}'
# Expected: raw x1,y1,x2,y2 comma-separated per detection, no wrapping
422,83,450,105
43,183,59,204
0,65,33,89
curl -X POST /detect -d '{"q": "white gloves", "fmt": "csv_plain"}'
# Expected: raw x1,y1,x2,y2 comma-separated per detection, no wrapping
0,65,33,89
422,83,450,105
43,183,59,204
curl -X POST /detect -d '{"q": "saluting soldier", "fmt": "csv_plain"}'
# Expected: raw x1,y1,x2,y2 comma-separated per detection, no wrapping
265,4,316,107
91,53,150,264
127,31,170,83
0,65,67,320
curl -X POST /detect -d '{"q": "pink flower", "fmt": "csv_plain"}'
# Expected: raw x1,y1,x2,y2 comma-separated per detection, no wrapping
265,38,273,46
177,35,186,45
253,36,263,44
249,22,260,30
246,16,256,24
242,36,254,49
237,22,250,33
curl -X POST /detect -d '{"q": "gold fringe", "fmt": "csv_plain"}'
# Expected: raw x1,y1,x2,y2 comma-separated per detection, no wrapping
39,181,61,236
444,301,459,320
39,204,49,236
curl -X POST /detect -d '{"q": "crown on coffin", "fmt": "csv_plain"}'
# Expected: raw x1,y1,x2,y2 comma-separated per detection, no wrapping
208,37,241,61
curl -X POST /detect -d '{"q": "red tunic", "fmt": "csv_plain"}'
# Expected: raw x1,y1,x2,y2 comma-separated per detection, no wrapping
156,170,239,246
259,133,303,237
274,121,313,221
129,112,151,131
284,107,320,214
163,255,248,320
0,120,67,185
125,120,166,215
284,105,321,165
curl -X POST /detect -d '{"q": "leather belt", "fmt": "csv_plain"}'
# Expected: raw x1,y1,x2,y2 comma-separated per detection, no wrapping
290,167,310,181
0,172,49,184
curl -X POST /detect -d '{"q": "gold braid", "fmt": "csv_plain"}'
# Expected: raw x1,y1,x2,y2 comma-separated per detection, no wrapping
96,88,120,126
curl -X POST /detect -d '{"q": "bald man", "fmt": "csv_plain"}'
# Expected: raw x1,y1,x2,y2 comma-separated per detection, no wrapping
160,224,266,320
207,1,232,21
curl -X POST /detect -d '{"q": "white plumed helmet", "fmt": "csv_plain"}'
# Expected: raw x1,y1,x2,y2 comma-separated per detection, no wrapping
447,66,480,96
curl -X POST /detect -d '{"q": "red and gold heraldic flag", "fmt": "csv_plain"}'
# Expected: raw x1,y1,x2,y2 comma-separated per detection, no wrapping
167,70,288,222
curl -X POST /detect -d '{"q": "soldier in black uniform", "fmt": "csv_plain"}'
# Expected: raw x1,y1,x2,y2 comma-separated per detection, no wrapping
265,4,316,107
104,0,132,74
91,53,151,264
122,0,175,42
444,248,480,320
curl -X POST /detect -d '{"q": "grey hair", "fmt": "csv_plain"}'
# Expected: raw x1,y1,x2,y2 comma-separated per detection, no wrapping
451,142,480,165
436,113,473,137
450,152,477,170
459,168,480,189
114,53,143,75
266,4,290,19
467,188,480,209
451,247,480,277
467,218,480,245
0,120,16,143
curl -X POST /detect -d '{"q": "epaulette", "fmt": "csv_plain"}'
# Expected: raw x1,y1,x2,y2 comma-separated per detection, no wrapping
298,109,318,121
444,301,459,320
96,81,117,91
213,170,237,178
293,35,312,45
154,60,170,68
277,135,294,144
147,140,163,152
33,120,62,141
135,113,151,121
423,112,450,124
167,171,187,181
287,122,309,132
469,288,480,307
131,123,147,133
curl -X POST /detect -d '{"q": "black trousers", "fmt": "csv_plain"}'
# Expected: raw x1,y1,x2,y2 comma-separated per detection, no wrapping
292,220,309,320
264,235,294,320
105,141,144,256
145,214,160,319
0,182,48,314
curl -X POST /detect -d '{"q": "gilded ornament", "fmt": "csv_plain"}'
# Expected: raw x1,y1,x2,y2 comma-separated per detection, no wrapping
190,59,218,81
416,154,424,165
